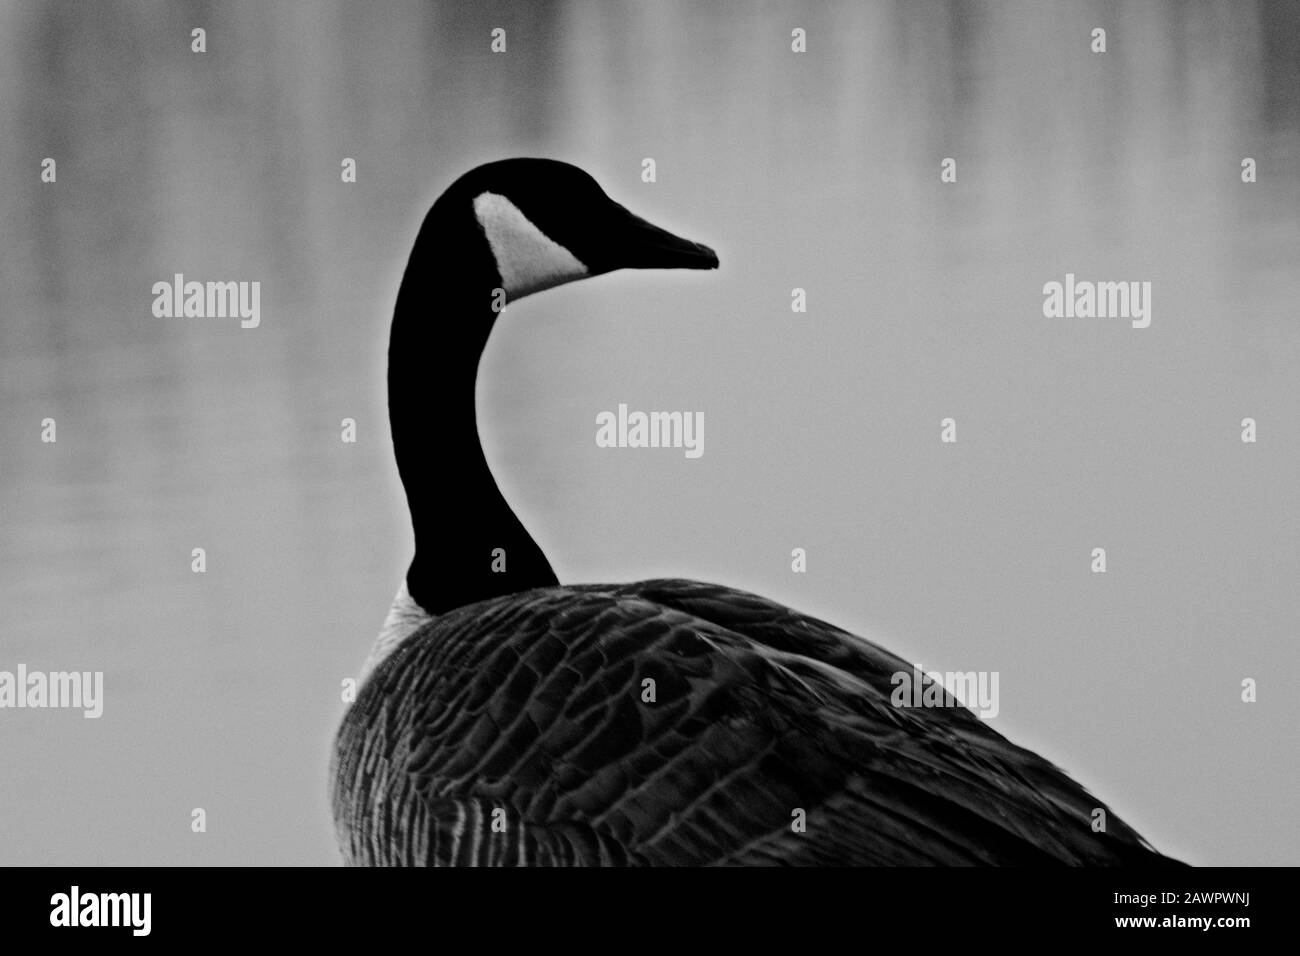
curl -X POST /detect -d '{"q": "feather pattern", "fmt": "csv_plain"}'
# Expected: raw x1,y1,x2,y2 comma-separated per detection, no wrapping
332,578,1182,866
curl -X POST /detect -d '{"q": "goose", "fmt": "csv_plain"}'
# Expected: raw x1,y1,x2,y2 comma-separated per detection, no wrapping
331,158,1184,867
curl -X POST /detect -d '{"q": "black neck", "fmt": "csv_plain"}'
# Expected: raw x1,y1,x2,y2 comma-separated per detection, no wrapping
388,201,558,615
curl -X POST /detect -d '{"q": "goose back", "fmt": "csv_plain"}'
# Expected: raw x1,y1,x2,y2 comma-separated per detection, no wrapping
331,578,1181,866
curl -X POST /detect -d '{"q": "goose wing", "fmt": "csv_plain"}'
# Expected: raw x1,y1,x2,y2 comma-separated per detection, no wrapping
332,578,1178,866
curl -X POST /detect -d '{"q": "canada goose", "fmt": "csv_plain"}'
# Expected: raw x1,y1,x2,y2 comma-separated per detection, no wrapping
331,158,1183,866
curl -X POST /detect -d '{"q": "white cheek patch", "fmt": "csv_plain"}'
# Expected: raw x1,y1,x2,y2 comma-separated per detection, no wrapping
473,192,589,299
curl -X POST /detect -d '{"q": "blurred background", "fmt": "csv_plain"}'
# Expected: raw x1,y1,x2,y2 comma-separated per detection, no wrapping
1,0,1297,865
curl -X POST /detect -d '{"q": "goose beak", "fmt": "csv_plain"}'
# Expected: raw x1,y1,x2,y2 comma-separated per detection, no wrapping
603,202,720,272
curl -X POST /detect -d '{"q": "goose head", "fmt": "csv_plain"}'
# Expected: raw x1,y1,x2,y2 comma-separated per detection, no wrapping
433,158,719,302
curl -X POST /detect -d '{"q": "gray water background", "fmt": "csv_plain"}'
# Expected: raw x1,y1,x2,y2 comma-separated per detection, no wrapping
1,0,1297,864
